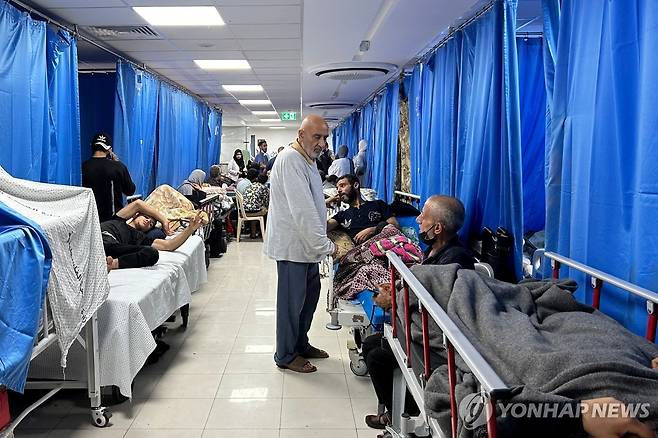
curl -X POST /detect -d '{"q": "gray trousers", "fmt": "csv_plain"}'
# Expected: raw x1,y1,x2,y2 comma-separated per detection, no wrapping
274,261,321,366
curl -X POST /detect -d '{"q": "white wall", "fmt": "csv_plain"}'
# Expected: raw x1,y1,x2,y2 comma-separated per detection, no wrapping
220,126,299,163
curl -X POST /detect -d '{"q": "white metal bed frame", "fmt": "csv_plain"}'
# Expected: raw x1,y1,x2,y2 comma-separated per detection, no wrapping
0,294,110,437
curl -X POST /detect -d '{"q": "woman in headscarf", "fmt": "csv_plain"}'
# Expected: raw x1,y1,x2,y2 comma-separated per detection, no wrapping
353,139,368,182
228,149,247,182
178,169,207,205
327,144,354,178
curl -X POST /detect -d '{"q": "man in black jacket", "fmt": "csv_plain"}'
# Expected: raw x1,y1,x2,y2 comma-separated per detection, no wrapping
82,133,136,222
362,195,475,431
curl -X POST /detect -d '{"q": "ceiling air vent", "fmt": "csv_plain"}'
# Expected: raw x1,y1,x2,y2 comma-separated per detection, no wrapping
83,25,161,40
306,102,355,110
309,62,397,81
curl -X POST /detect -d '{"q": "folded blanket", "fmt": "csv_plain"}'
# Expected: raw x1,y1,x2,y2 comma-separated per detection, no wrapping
408,265,658,436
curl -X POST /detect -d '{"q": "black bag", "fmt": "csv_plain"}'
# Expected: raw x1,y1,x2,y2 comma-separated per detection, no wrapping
480,226,516,283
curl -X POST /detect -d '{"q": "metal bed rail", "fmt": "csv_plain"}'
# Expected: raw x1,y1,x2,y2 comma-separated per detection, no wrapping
0,296,109,437
545,251,658,342
386,252,509,438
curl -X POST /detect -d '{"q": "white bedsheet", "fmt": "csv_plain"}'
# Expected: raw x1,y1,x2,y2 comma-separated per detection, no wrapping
0,167,109,367
29,236,206,397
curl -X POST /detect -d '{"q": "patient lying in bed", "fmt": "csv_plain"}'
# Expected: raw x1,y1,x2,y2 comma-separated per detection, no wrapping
102,200,204,271
405,264,658,437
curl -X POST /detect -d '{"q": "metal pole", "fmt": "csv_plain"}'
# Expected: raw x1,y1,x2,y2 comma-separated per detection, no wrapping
390,264,397,338
403,282,412,368
447,342,458,438
591,278,602,309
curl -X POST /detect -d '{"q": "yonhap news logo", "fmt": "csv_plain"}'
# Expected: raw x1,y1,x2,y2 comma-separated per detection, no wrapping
458,394,651,430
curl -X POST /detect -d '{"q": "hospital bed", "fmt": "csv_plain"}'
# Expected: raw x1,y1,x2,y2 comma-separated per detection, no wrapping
382,250,658,437
324,191,425,375
28,234,207,400
0,172,111,434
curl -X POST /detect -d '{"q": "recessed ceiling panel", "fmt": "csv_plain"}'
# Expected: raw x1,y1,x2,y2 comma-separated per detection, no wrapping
229,24,300,39
219,6,300,24
243,50,300,60
105,39,178,52
49,7,144,26
239,38,301,51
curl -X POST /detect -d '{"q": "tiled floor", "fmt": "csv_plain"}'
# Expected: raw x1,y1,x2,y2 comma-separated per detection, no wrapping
14,240,383,438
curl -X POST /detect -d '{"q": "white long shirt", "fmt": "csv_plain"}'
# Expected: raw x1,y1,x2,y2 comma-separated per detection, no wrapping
264,141,335,263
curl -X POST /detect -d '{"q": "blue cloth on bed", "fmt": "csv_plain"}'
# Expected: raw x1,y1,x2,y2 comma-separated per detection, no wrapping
355,290,389,330
0,201,52,393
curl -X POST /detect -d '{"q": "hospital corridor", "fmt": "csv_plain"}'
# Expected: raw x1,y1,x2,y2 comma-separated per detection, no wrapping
2,0,658,437
12,240,382,438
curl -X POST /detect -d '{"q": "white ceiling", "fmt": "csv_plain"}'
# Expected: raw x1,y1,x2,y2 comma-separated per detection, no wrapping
26,0,541,127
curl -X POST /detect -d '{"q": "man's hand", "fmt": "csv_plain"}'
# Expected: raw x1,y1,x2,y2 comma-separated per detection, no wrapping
108,151,119,161
651,358,658,371
374,283,392,310
326,194,340,206
581,398,655,438
189,211,204,231
354,226,376,244
162,219,174,236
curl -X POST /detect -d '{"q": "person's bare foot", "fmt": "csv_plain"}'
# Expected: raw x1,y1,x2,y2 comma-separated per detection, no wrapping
106,256,119,272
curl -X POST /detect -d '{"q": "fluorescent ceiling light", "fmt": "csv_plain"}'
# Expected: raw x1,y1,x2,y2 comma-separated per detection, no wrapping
222,85,263,92
194,60,251,70
239,100,272,106
269,126,286,129
252,111,278,116
259,119,281,122
133,7,224,26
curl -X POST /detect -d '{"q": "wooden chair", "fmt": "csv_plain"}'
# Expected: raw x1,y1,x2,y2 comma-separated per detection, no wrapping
235,191,266,242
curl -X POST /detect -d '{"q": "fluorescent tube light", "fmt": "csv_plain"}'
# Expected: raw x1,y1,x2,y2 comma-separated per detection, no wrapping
239,100,272,106
252,111,278,116
269,126,286,129
133,7,224,26
259,119,281,122
194,60,251,70
222,85,263,92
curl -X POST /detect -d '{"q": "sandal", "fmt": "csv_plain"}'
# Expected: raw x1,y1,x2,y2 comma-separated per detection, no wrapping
365,412,390,430
277,356,317,373
301,345,329,359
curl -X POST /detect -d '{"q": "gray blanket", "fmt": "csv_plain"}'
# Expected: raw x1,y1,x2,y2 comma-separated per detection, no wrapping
401,264,658,436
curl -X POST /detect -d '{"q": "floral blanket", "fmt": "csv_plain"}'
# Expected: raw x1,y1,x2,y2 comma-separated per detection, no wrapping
333,224,421,303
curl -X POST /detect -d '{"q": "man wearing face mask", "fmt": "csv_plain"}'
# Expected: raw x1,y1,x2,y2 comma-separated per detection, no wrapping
265,115,337,374
362,195,475,432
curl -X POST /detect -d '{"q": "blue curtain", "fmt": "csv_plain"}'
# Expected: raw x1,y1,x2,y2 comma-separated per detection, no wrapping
544,0,658,335
0,3,48,182
45,27,80,186
517,37,546,233
156,83,203,187
455,0,523,276
206,109,222,168
196,103,209,171
79,73,115,162
0,201,51,393
370,82,400,202
113,61,159,196
358,102,374,187
423,36,461,202
334,113,358,158
408,60,435,198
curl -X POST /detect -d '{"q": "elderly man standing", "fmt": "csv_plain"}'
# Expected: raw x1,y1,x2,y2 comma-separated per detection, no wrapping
265,115,336,373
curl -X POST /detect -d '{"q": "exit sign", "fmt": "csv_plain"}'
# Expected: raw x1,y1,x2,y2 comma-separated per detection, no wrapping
281,112,297,121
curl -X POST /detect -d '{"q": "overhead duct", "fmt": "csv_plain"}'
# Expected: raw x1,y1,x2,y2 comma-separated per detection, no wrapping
83,25,161,40
308,62,397,81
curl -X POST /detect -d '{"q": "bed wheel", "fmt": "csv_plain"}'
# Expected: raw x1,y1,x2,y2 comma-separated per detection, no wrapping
349,358,368,376
91,407,112,427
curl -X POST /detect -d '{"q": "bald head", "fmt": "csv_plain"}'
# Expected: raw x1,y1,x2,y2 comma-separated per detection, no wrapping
424,195,465,236
297,115,329,160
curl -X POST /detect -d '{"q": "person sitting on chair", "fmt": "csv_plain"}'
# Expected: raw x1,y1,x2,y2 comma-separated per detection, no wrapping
103,200,204,271
178,169,207,206
236,168,258,196
362,195,475,432
243,173,270,238
326,174,399,244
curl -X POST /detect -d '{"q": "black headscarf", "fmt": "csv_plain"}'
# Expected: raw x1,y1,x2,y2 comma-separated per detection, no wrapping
233,149,246,171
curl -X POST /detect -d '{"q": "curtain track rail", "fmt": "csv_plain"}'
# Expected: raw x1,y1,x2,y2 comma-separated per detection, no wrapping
6,0,221,112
